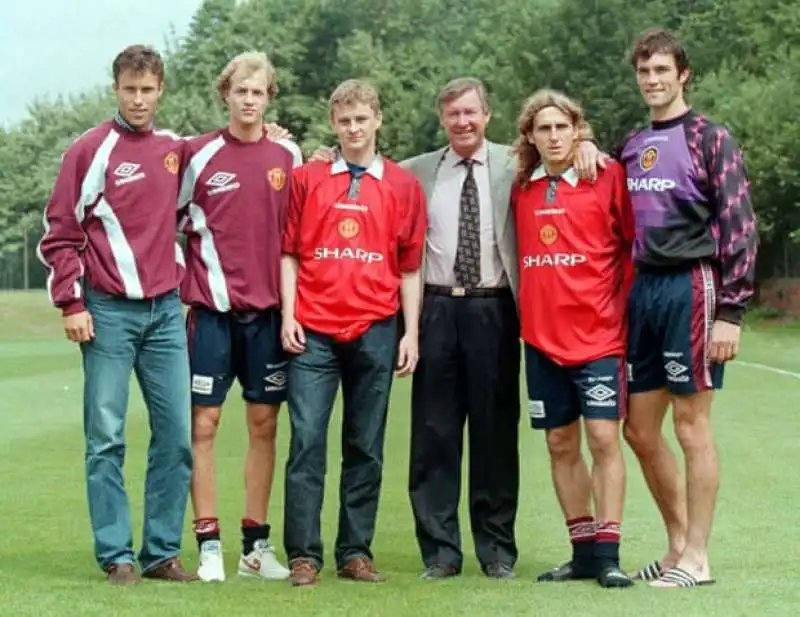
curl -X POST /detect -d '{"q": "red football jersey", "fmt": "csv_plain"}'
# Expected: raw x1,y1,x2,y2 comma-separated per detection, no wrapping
282,156,427,342
513,161,635,365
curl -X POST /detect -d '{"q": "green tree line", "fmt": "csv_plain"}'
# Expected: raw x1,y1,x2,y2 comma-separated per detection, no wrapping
1,0,797,291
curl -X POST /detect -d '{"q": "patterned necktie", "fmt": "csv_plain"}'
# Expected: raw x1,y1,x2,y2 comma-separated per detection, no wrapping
453,158,481,288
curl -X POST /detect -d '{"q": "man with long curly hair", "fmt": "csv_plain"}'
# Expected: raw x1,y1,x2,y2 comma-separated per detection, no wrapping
511,88,635,588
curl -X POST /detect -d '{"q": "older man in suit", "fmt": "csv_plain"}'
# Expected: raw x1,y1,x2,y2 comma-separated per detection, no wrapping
404,77,599,581
308,77,599,579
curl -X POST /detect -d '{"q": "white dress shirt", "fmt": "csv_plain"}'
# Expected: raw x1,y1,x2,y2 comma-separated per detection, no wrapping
425,141,507,288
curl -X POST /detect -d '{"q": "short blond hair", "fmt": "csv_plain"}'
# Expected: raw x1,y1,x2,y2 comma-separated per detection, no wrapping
436,77,490,114
513,88,593,187
328,79,381,118
216,51,278,103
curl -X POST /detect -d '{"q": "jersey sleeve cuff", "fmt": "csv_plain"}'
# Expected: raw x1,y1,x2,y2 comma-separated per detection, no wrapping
60,298,86,316
398,249,423,273
716,305,744,325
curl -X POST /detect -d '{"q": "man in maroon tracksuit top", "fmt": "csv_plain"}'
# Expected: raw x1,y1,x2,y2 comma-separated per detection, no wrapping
178,51,303,583
36,45,196,584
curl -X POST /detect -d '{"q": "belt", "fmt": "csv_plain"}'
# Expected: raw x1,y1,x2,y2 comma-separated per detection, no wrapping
424,284,510,298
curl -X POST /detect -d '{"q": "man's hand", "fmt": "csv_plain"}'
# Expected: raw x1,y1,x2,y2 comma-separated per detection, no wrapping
281,316,306,354
309,146,337,163
574,141,611,182
709,320,741,363
395,332,419,377
264,122,292,142
63,310,94,343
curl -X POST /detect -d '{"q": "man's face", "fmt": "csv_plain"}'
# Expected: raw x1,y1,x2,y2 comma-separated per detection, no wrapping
635,52,689,112
439,88,490,157
330,101,382,155
113,70,163,129
225,68,269,127
530,106,577,168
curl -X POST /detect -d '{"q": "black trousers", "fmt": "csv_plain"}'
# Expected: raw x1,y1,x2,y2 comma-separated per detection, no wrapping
409,289,521,571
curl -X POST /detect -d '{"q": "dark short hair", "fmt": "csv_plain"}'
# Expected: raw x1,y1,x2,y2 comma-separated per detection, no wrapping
112,45,165,84
629,27,690,75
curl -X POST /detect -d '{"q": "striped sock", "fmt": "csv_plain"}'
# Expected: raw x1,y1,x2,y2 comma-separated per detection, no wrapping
567,516,596,573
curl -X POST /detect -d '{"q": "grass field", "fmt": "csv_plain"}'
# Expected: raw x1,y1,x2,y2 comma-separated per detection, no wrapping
1,291,799,617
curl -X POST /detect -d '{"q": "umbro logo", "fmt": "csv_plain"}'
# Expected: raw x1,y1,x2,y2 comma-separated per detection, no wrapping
114,162,140,177
206,171,241,195
264,370,287,392
586,384,615,401
113,161,146,186
665,360,690,383
585,383,617,408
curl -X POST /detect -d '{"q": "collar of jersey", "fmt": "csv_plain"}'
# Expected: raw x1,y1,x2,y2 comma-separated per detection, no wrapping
331,154,384,180
530,165,578,187
112,110,153,134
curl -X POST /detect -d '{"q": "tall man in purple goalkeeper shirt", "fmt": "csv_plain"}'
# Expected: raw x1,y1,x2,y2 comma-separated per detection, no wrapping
37,45,197,584
179,51,303,583
608,28,758,589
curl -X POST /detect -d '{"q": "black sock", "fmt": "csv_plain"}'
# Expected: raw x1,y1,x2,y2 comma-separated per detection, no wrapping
572,540,596,575
241,518,270,555
567,516,596,576
595,521,622,570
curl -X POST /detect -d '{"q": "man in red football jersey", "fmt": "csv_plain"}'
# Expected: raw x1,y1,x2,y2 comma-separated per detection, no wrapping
511,89,635,588
280,79,427,587
179,51,303,583
37,45,196,584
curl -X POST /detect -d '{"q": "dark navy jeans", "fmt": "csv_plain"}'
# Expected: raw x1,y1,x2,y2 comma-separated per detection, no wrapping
283,316,397,570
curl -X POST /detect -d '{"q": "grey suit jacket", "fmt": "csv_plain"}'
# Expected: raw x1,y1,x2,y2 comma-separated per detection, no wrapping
400,141,519,299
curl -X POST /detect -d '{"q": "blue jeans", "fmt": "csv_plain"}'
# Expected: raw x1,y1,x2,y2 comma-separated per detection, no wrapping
283,316,397,570
81,288,192,573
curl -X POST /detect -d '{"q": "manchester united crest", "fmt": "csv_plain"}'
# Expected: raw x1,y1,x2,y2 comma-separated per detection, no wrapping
164,151,180,175
338,217,360,239
639,146,658,171
268,167,287,190
539,224,558,245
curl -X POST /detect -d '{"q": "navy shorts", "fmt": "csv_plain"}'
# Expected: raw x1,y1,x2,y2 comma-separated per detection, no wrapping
627,261,724,395
524,344,626,430
186,307,287,406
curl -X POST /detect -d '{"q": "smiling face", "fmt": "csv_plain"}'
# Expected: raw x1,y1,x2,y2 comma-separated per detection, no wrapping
439,88,491,159
635,51,690,117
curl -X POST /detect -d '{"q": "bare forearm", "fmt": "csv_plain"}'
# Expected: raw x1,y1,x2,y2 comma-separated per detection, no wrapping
400,269,422,336
280,255,299,319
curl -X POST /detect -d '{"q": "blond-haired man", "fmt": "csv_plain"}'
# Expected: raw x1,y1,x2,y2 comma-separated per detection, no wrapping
280,79,427,587
179,50,303,582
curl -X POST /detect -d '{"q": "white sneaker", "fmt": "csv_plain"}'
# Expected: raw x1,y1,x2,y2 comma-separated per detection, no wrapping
238,539,290,580
197,540,226,582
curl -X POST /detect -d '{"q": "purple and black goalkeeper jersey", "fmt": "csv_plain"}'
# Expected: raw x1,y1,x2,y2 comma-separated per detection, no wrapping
616,109,759,325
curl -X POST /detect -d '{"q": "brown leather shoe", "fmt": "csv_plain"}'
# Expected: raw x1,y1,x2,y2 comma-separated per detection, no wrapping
289,558,319,587
142,558,199,582
337,557,386,582
107,563,139,585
